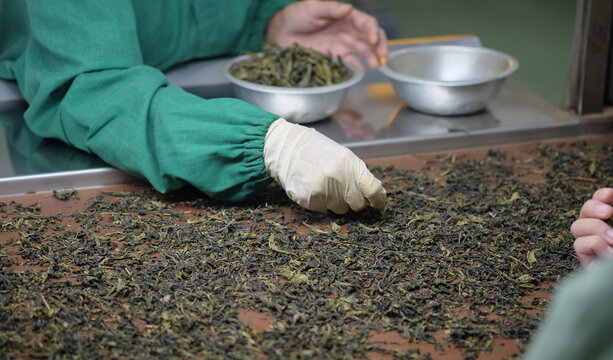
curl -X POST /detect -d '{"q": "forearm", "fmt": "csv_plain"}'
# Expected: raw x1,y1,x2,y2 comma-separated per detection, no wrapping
26,65,278,200
147,84,279,200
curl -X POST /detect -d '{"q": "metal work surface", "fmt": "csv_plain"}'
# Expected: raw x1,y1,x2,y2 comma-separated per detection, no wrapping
0,35,605,196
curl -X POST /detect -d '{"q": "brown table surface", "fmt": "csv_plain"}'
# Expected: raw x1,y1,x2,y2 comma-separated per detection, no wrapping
2,135,611,359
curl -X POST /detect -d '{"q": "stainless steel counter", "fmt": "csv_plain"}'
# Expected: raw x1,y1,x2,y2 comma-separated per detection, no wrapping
0,36,609,196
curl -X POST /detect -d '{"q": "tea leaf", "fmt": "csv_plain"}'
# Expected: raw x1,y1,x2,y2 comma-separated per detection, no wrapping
230,43,351,87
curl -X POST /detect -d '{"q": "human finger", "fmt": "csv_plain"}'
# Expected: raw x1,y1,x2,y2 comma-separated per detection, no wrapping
344,165,370,212
358,167,387,210
306,1,353,21
574,235,613,267
345,187,368,213
325,168,352,214
339,33,379,68
579,199,613,219
340,53,364,71
593,188,613,203
327,192,351,215
376,28,389,58
570,218,613,245
349,9,381,45
294,189,328,214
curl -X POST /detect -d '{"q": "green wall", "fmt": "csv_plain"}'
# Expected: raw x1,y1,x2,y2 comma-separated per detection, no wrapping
370,0,577,106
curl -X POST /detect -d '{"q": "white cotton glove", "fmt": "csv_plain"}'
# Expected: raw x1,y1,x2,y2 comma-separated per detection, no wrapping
263,118,387,214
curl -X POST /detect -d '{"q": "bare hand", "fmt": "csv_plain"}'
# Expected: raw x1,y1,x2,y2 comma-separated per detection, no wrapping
265,0,388,69
571,188,613,267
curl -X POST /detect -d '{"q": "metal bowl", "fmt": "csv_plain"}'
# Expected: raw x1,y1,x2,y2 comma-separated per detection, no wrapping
222,55,364,123
380,45,518,116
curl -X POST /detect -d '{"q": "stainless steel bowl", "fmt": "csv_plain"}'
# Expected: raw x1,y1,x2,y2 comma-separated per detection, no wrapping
222,55,364,123
380,45,519,116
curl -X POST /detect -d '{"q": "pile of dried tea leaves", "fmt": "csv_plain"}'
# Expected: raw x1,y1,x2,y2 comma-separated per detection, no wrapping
1,140,612,359
230,43,351,87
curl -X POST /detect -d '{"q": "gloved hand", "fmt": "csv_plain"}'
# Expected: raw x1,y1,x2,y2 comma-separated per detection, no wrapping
263,118,387,214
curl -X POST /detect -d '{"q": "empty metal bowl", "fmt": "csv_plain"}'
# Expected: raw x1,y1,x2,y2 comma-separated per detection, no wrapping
222,55,364,123
380,45,518,116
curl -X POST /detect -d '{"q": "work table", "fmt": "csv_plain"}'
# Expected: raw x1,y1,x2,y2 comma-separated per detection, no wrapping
2,135,611,359
1,35,612,359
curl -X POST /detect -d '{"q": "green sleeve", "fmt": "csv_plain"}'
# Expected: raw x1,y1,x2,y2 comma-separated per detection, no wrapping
522,260,613,360
127,0,297,70
14,0,283,201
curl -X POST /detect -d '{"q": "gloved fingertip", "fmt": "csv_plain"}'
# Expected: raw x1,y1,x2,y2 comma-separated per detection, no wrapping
325,194,350,214
302,195,328,214
330,207,349,215
357,169,388,210
331,200,351,214
368,189,388,210
346,194,368,213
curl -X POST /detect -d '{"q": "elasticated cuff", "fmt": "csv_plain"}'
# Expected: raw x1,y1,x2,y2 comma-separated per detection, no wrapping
149,85,281,201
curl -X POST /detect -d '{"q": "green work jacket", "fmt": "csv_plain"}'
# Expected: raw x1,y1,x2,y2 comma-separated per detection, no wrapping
523,259,613,360
0,0,294,201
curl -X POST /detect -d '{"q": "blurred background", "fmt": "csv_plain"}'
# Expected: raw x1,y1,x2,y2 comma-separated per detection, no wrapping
346,0,577,107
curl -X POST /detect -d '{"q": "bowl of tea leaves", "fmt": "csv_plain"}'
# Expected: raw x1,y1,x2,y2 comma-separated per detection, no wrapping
223,43,363,123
